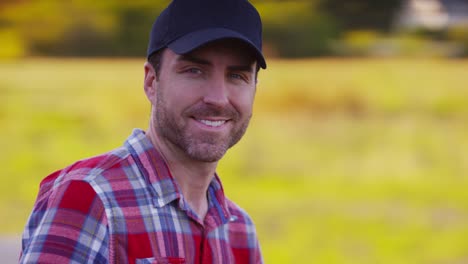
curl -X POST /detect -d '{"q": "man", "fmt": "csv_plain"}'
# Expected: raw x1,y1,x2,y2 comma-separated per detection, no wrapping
20,0,267,263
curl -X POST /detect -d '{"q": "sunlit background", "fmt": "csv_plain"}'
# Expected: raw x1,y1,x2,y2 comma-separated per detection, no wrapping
1,0,468,263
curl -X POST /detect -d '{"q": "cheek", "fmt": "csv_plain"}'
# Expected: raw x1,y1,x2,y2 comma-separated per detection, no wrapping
168,78,204,101
158,79,195,107
232,89,255,115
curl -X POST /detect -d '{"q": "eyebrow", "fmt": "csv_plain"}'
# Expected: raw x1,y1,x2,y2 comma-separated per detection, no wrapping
178,54,254,73
178,54,211,65
228,65,254,73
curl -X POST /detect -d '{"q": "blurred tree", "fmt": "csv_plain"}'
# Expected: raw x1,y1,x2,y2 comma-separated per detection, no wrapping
112,2,167,57
0,1,117,56
0,0,413,58
255,1,339,57
0,0,167,57
319,0,405,32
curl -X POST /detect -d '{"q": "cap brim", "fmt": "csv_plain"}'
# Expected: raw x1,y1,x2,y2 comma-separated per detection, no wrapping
168,28,266,69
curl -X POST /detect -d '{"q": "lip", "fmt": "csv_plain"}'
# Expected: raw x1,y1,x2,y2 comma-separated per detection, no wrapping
191,117,230,131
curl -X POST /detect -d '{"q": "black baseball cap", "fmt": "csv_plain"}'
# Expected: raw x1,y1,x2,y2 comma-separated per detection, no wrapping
147,0,267,69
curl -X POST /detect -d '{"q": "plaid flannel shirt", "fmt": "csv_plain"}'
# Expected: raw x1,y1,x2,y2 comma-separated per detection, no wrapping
20,129,262,264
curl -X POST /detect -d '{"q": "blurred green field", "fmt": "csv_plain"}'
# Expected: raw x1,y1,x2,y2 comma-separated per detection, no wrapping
1,58,467,263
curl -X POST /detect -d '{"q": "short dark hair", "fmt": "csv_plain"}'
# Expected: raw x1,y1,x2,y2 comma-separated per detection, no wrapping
148,49,164,79
147,48,260,80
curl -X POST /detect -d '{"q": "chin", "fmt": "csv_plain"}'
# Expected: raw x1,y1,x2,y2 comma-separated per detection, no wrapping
186,143,229,163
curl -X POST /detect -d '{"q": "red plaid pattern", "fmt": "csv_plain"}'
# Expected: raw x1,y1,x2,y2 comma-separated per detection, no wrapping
20,129,262,264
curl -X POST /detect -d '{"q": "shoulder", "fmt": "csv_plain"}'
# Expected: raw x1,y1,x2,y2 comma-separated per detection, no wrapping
224,199,263,263
40,147,130,190
34,146,133,208
225,198,257,230
21,174,111,262
34,146,138,215
22,148,134,259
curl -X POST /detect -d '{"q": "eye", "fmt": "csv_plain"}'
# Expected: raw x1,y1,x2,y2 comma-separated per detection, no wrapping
229,73,247,81
230,73,241,79
185,68,202,75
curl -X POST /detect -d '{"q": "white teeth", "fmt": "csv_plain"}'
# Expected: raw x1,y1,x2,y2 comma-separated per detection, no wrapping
199,119,226,127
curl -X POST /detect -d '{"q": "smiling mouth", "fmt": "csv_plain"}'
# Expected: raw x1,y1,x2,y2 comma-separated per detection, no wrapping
198,119,227,127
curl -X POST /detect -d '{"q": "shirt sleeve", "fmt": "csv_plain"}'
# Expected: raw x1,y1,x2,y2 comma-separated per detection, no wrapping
20,180,109,263
255,236,263,264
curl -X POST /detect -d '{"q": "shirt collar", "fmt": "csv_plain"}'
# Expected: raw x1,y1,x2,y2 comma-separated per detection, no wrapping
124,129,232,224
124,128,179,208
207,174,234,225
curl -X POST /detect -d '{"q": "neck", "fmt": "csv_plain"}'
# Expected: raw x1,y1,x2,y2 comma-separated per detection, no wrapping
146,125,217,220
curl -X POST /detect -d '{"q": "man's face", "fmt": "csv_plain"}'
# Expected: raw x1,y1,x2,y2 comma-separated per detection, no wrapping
148,40,257,162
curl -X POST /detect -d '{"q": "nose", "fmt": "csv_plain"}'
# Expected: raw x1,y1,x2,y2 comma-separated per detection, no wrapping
202,74,229,107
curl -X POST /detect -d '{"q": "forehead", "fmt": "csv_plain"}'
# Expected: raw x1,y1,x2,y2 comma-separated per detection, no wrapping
174,39,257,66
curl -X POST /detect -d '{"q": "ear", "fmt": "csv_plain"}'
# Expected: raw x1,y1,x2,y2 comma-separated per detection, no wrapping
144,62,157,103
